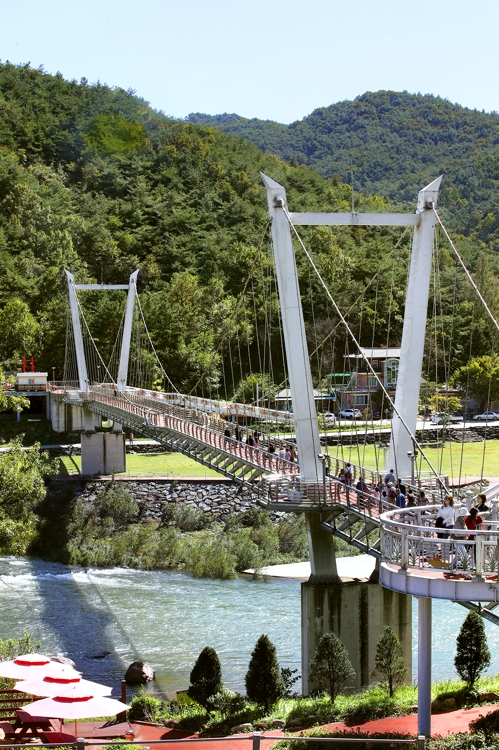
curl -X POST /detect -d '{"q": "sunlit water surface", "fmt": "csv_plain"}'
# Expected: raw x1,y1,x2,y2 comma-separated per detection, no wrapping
1,557,498,696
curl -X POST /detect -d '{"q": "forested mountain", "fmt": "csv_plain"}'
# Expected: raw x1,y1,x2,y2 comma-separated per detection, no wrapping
0,65,497,396
188,92,499,247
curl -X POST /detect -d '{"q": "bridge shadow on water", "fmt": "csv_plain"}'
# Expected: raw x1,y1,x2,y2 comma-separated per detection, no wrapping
26,556,142,698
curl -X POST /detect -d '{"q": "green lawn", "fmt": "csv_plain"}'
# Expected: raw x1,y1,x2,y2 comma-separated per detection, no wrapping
58,452,220,478
330,440,499,480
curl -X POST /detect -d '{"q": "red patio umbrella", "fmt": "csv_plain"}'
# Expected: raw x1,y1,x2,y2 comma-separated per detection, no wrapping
23,684,130,739
15,665,112,698
0,654,71,681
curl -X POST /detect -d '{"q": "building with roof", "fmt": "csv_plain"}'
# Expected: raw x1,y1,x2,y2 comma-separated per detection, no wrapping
329,347,401,413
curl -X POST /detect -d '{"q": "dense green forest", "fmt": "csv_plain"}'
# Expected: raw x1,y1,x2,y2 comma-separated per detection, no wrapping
188,91,499,247
0,65,498,397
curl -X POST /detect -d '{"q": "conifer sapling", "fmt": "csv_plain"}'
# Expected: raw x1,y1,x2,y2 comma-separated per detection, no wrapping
454,610,491,689
309,632,355,702
372,625,407,697
188,646,223,710
245,634,285,713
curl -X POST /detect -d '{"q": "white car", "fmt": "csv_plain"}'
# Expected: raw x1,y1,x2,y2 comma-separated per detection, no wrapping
339,408,363,419
473,411,499,421
322,411,336,424
429,412,462,425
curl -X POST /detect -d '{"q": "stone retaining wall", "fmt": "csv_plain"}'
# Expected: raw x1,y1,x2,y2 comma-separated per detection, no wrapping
66,479,285,522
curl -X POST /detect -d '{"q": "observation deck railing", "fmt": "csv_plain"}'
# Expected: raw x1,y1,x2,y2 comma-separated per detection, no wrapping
380,505,499,578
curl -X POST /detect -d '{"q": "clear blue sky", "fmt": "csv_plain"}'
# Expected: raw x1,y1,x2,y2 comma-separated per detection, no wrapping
0,0,497,124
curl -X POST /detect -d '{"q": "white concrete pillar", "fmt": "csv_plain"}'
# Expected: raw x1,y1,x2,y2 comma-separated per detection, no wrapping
117,270,139,392
389,177,442,479
418,596,432,737
261,173,322,484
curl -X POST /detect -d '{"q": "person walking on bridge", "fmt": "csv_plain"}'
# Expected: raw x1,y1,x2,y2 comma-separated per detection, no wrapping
385,469,396,485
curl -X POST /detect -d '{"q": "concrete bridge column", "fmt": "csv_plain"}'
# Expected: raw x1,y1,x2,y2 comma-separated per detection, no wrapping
301,574,412,694
80,407,126,476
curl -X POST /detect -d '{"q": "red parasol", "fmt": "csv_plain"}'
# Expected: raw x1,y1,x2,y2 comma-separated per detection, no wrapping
23,684,130,738
0,654,71,681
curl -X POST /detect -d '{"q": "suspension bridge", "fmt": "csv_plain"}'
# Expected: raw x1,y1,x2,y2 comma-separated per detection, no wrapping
48,173,499,738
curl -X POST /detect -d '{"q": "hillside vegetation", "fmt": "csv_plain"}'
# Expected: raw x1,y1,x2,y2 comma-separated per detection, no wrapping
188,91,499,246
0,66,498,395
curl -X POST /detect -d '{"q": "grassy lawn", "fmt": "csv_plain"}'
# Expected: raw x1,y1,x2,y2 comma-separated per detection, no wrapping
330,440,499,480
0,413,78,446
57,452,220,478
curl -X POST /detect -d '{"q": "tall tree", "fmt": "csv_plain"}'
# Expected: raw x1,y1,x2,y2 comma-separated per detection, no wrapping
455,611,491,689
245,634,285,712
451,355,499,410
309,632,355,702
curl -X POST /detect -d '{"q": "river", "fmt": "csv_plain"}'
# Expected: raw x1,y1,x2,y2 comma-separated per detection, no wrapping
1,557,498,697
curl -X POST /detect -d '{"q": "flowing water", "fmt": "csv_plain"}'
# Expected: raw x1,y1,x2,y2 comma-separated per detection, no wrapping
1,556,498,697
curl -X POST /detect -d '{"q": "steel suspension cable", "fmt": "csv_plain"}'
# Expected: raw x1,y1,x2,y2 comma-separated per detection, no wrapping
283,207,448,491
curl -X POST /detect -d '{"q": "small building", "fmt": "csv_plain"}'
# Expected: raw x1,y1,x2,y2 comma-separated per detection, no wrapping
332,348,401,411
16,372,48,392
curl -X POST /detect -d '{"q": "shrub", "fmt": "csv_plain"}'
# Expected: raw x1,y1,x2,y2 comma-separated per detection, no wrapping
470,708,499,734
372,626,407,697
97,483,140,529
183,536,237,579
309,632,355,702
188,647,223,711
237,508,271,528
245,634,285,712
128,693,161,722
161,503,213,531
455,611,491,688
208,688,247,720
281,667,300,698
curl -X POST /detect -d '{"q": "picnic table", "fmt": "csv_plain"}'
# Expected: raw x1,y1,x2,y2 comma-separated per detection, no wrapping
11,709,60,742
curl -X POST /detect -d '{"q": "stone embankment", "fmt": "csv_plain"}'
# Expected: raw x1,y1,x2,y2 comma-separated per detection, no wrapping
67,479,286,523
323,424,499,446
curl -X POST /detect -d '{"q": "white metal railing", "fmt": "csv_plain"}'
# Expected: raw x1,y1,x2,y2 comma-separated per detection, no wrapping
380,504,499,576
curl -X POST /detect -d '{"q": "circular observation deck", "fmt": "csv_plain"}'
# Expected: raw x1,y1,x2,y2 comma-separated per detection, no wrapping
379,505,499,602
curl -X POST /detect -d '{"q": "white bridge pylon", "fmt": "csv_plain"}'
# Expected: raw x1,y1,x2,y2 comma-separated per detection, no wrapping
261,172,443,484
64,269,139,394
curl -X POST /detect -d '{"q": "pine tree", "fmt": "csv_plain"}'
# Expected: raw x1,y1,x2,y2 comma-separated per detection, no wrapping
245,634,285,712
455,611,491,689
372,626,408,697
309,632,355,702
188,646,223,710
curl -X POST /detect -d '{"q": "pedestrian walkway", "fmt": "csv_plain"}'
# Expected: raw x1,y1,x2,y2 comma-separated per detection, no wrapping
118,703,499,748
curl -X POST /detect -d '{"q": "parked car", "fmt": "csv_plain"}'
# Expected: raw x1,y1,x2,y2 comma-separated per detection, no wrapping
429,412,462,425
322,411,336,424
339,408,363,419
473,410,499,421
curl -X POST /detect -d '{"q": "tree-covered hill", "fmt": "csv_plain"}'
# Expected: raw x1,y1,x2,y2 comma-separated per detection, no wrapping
0,65,497,396
188,91,499,246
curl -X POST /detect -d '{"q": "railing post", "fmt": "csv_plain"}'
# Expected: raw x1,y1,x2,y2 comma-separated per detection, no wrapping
252,731,261,750
417,734,426,750
401,528,409,569
475,534,483,578
77,738,85,750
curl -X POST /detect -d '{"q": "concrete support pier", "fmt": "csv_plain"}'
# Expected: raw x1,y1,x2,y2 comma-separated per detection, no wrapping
302,575,412,694
81,432,126,476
